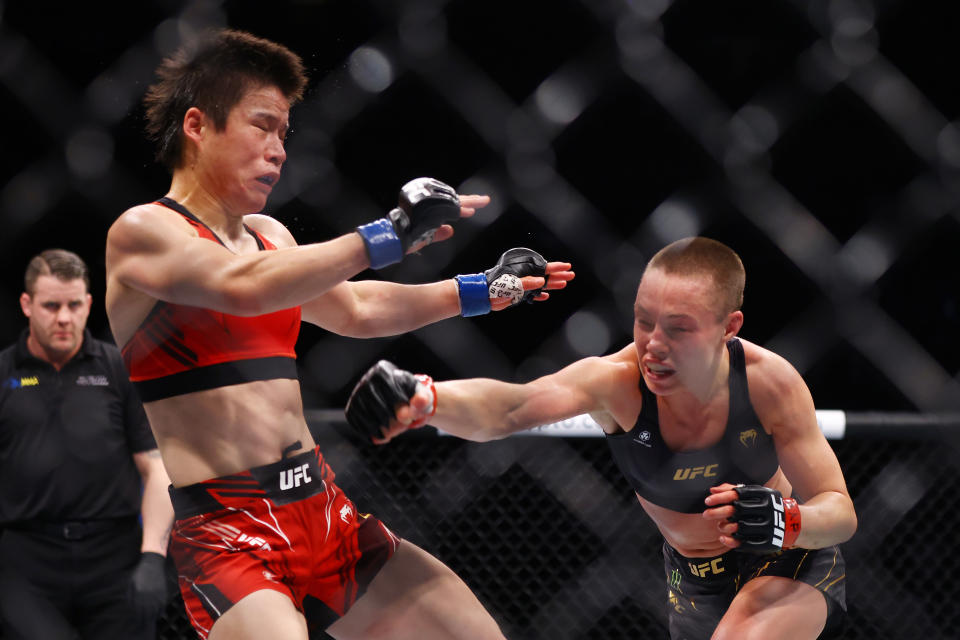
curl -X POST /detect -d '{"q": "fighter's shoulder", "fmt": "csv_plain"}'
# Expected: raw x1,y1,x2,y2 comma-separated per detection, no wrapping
607,342,642,368
108,202,194,246
243,214,296,248
740,339,810,407
562,343,639,390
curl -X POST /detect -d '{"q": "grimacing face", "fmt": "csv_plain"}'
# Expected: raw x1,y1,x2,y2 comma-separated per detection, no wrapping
632,268,741,398
193,84,291,214
20,275,92,364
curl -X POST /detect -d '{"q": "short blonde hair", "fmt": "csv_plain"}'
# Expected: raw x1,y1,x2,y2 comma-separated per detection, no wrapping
644,237,745,317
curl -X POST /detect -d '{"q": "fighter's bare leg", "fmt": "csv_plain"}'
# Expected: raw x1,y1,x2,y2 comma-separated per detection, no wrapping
328,540,506,640
208,589,308,640
711,576,827,640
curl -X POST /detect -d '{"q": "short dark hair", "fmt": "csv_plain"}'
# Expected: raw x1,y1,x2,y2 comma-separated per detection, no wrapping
644,237,745,316
143,29,308,171
24,249,90,295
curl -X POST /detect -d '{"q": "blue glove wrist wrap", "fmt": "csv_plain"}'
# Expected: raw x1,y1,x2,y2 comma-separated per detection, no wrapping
357,218,404,269
456,273,491,317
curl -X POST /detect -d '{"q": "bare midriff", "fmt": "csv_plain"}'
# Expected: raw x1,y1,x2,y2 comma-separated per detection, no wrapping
640,467,792,557
143,377,315,487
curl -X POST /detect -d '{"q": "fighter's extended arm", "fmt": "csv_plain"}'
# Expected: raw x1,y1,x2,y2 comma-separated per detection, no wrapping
345,355,618,443
106,178,478,317
302,248,574,337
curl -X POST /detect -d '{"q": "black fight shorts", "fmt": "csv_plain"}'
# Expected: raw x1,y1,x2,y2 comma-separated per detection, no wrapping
662,542,846,640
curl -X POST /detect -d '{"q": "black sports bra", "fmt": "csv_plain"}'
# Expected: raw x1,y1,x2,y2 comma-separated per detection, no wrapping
604,338,779,513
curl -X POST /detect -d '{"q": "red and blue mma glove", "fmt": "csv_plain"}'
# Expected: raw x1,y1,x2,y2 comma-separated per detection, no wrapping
729,484,802,552
355,177,549,314
345,360,437,441
356,177,462,269
456,247,549,317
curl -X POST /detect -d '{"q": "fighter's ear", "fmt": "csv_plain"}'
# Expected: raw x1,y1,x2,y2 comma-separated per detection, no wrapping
724,310,743,340
182,107,206,145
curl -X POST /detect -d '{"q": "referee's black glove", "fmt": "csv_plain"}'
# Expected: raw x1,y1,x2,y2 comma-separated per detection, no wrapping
128,551,168,625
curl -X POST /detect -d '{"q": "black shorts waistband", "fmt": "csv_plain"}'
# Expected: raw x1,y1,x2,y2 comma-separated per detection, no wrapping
665,543,740,582
7,516,139,540
170,446,328,520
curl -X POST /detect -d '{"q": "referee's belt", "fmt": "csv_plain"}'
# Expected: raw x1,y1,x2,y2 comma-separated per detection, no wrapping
9,516,138,540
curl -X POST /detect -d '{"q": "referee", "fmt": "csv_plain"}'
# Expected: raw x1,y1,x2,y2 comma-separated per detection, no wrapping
0,249,173,639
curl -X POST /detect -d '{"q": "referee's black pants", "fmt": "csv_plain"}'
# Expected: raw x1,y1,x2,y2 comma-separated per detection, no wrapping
0,517,157,640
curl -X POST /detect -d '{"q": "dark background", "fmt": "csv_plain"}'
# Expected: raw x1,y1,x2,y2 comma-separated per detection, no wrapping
3,2,960,639
1,0,958,414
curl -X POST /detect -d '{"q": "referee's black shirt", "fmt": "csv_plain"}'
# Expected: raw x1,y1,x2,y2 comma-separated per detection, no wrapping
0,328,156,526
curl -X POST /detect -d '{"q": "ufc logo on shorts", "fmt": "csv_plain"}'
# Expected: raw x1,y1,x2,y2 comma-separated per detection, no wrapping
237,533,272,551
688,557,725,577
280,463,312,490
772,494,785,548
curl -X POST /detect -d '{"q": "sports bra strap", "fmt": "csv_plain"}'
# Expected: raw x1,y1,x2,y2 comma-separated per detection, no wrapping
156,197,265,250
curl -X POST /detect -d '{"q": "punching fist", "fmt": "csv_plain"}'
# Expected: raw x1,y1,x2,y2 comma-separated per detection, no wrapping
705,484,802,553
345,360,436,441
456,247,575,317
356,178,463,269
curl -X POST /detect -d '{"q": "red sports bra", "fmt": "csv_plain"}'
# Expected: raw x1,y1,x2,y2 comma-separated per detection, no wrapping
121,198,301,402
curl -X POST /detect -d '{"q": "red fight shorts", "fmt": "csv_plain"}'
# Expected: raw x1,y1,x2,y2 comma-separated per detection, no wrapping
168,446,400,638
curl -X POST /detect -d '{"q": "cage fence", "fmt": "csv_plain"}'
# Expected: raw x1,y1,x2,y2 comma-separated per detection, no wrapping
152,411,960,640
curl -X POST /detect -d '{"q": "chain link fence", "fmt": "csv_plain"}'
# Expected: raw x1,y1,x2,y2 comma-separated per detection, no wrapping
151,413,960,640
1,0,959,638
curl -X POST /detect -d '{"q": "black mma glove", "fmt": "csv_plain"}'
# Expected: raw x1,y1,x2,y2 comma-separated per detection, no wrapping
729,484,802,553
128,551,169,625
345,360,436,441
356,177,461,268
455,247,549,317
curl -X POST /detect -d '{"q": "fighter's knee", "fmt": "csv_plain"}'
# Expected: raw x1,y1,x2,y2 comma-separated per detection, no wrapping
711,616,761,640
209,590,306,640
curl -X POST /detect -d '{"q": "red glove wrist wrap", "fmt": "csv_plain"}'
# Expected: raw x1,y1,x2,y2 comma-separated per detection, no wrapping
783,498,801,548
408,374,437,429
